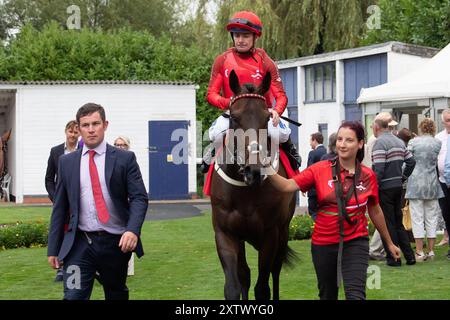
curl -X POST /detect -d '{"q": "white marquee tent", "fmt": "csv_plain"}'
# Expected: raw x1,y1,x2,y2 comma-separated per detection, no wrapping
358,43,450,104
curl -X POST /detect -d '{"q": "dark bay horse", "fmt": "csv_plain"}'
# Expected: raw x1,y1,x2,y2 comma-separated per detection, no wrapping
0,129,11,178
210,70,296,300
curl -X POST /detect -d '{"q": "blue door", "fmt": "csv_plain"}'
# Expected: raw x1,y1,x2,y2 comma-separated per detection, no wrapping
148,121,189,200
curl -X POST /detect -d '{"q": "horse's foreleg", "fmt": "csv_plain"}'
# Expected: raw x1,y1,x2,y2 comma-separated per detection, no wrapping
237,241,250,300
255,232,279,300
215,231,241,300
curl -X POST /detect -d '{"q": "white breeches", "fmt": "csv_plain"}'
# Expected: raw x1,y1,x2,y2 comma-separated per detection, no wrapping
208,114,291,143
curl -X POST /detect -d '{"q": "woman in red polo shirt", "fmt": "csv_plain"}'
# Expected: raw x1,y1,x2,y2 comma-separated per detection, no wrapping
269,121,401,300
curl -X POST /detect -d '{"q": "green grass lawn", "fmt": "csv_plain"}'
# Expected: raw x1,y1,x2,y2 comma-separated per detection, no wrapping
0,206,449,300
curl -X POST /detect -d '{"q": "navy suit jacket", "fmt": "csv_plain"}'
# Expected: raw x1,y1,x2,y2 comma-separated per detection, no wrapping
47,144,148,261
307,145,327,197
45,143,65,202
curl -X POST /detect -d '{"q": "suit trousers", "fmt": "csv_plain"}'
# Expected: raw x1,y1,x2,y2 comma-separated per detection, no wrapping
379,187,415,263
307,195,318,221
62,230,132,300
438,183,450,245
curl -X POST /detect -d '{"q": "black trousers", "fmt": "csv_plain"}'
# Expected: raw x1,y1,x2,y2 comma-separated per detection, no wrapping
62,231,132,300
311,237,369,300
438,183,450,248
379,187,415,263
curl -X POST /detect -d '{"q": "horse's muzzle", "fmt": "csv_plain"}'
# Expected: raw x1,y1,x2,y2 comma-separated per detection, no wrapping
243,165,262,187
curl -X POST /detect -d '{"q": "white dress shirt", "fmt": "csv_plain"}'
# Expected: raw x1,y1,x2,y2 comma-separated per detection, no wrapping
78,140,126,234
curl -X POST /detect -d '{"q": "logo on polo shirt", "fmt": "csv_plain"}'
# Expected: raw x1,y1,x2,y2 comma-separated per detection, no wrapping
356,181,366,191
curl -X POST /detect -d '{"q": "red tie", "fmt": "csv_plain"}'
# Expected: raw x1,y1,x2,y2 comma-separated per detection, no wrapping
88,150,110,224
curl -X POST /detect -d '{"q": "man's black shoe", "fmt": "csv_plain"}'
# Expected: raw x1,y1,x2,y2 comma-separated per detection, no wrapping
54,268,64,282
386,260,401,267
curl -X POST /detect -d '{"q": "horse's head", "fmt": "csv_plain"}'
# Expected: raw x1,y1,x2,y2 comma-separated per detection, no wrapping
228,70,271,186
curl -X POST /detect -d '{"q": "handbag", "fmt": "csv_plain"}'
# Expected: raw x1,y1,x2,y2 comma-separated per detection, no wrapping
402,200,412,231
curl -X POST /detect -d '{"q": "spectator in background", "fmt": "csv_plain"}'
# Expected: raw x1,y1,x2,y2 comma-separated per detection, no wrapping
114,136,131,151
396,127,416,243
320,133,337,161
372,112,416,266
405,118,443,261
45,120,80,203
44,120,80,282
362,129,385,260
435,109,450,260
307,132,326,221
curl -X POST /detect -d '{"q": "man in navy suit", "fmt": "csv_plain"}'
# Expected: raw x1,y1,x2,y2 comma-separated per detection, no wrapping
45,120,80,282
307,132,326,221
45,120,80,203
47,103,148,300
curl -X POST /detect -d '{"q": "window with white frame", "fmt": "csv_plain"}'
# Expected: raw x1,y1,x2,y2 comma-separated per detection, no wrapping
305,63,336,102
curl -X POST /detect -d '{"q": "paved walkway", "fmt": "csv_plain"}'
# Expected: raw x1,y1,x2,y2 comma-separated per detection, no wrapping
0,199,307,220
145,202,211,221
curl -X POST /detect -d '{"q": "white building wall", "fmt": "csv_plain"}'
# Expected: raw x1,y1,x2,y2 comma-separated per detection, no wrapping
387,52,431,82
16,84,196,200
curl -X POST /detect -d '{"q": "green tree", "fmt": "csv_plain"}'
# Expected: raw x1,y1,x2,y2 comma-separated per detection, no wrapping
0,22,218,128
0,0,177,38
362,0,450,49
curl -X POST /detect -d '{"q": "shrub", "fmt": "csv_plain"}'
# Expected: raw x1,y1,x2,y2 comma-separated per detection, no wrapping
289,215,314,240
0,222,48,250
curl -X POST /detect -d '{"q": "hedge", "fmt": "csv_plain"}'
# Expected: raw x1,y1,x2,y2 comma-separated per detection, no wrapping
0,222,48,250
288,215,314,241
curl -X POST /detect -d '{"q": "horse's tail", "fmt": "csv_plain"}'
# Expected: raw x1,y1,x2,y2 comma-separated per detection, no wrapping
282,245,299,269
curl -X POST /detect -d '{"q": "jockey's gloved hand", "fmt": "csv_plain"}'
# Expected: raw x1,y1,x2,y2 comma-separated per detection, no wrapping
270,109,280,126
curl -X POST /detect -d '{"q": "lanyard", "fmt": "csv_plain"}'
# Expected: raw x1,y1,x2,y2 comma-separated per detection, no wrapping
331,158,361,287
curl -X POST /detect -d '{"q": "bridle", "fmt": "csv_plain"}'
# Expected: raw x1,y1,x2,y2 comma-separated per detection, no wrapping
215,93,277,186
229,93,266,107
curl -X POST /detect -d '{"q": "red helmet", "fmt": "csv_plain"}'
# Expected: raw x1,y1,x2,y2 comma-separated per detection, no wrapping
226,11,262,37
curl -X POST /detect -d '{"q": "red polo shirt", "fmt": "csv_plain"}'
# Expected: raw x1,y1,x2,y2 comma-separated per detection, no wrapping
293,160,379,245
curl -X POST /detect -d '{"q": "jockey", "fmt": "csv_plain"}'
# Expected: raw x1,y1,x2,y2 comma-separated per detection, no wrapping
201,10,301,173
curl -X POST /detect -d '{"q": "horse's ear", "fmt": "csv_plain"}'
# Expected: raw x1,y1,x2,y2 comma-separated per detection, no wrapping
257,72,271,96
229,70,241,95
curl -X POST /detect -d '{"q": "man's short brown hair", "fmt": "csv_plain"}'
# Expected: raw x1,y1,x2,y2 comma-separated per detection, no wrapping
65,120,78,131
76,103,106,124
311,132,324,144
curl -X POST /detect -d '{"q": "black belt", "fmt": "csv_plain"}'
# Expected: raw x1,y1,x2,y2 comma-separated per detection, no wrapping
78,230,117,237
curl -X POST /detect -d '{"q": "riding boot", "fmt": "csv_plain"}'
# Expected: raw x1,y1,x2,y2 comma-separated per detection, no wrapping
200,143,215,174
281,137,301,170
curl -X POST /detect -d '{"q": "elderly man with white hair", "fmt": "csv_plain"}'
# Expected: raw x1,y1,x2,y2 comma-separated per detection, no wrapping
372,112,416,266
